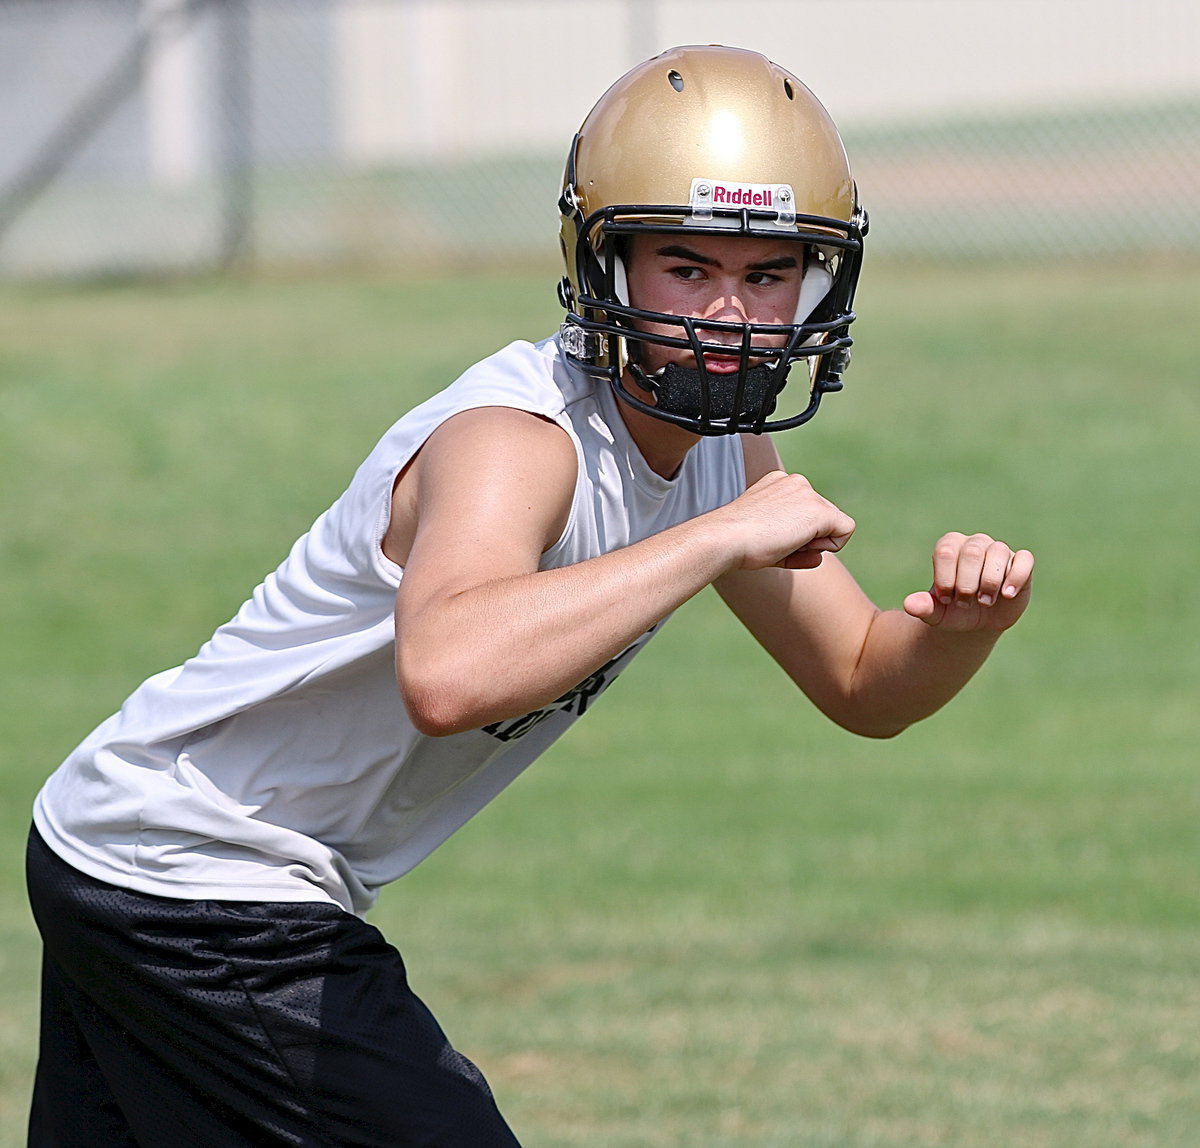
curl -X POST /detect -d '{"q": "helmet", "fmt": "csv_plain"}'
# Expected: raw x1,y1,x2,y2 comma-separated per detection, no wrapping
557,45,866,436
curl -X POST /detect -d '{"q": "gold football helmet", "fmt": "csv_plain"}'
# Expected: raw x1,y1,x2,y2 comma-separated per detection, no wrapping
558,44,866,435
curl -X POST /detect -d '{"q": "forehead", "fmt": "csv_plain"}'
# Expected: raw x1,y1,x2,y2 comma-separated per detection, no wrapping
627,231,801,267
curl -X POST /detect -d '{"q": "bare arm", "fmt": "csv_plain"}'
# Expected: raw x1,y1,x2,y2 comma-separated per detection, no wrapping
716,434,1034,738
389,407,854,736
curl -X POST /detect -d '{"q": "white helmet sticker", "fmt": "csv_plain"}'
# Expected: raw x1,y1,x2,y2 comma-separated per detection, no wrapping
689,178,796,228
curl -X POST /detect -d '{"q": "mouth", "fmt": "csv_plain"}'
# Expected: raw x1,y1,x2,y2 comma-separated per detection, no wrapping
699,352,742,375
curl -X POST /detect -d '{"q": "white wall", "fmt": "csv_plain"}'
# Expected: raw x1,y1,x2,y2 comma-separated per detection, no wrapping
648,0,1200,122
332,0,1200,165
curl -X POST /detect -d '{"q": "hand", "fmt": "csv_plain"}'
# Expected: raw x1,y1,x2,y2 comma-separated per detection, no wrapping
903,532,1034,632
721,470,856,572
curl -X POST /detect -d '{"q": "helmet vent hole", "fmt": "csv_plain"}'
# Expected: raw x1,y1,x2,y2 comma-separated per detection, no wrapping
668,70,685,92
783,79,795,100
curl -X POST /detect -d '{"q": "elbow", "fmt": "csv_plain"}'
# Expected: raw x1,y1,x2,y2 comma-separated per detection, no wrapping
851,720,911,740
397,643,542,738
818,680,921,740
401,688,480,738
825,705,914,740
403,694,473,739
396,656,485,738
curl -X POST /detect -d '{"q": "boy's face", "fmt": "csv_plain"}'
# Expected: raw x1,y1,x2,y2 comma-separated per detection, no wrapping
622,231,805,381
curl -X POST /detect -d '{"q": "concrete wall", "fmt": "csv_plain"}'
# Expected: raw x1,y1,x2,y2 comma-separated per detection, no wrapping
332,0,1200,164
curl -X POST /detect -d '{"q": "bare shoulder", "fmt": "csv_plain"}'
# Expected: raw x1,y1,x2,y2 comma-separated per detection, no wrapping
384,405,577,568
423,404,575,464
738,431,786,486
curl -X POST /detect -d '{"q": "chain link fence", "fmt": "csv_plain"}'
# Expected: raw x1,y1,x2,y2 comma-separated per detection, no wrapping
2,0,1198,278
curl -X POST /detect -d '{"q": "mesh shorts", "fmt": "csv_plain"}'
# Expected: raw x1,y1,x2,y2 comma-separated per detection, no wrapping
25,827,523,1147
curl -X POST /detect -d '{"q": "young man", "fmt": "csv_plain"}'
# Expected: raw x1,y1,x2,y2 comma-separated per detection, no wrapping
27,45,1033,1146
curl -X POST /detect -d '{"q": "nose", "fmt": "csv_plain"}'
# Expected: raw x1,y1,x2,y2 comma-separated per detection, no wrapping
698,286,751,332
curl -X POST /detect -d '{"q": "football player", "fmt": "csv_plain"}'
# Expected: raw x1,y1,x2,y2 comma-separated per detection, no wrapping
27,45,1032,1146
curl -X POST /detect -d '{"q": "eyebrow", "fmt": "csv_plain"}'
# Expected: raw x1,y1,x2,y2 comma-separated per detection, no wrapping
653,243,799,272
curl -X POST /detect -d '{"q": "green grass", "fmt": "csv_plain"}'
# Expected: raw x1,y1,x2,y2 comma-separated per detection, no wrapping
1,260,1198,1146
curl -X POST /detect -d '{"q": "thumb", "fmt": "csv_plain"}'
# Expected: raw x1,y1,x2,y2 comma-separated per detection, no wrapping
903,590,942,623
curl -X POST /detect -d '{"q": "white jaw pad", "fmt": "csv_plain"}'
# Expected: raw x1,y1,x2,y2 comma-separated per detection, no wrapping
614,255,629,306
794,260,832,325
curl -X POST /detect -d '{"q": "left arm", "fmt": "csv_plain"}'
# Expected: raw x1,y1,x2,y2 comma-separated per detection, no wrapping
714,434,1034,739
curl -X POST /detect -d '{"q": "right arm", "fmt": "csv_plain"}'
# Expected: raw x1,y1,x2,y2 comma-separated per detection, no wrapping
388,406,851,736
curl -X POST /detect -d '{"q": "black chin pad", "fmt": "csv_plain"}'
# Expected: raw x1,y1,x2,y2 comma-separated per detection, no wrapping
653,363,780,423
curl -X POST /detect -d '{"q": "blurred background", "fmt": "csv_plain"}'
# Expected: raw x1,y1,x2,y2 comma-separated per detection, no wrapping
2,0,1198,278
2,4,1199,1145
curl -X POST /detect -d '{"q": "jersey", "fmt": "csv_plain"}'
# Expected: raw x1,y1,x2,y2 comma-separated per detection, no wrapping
33,336,747,915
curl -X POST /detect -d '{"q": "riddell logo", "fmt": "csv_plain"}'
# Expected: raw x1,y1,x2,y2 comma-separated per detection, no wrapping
711,183,773,207
689,178,794,223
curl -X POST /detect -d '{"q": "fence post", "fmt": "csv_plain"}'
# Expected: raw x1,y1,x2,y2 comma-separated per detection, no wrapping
627,0,659,63
217,0,253,269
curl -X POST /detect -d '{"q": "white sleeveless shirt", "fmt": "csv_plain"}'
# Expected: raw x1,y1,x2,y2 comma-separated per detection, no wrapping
34,336,746,915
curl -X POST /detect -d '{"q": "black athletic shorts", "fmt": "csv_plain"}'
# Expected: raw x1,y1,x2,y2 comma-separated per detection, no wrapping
26,826,522,1147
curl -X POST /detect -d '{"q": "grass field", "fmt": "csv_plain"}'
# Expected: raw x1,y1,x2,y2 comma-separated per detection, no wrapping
1,260,1197,1146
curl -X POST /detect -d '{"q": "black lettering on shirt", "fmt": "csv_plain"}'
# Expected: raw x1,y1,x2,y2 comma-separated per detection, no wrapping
481,625,657,743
